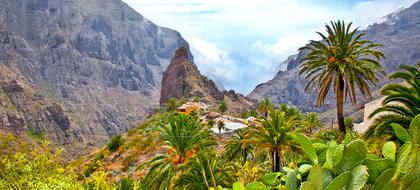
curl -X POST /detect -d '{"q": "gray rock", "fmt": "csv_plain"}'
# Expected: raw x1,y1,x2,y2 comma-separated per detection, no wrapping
0,0,193,154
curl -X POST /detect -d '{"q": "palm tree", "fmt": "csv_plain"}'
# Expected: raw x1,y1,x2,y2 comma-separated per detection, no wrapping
176,150,229,190
165,98,179,112
258,97,274,117
248,110,299,172
140,114,215,189
302,112,323,133
218,100,227,114
223,129,251,163
367,63,420,137
299,20,385,135
217,120,225,134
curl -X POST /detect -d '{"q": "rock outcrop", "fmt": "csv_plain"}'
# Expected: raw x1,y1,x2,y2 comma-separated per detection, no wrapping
160,48,255,114
0,0,192,154
248,1,420,116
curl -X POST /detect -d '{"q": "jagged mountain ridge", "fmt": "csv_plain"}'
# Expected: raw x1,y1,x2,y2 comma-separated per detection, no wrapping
0,0,192,152
248,1,420,116
160,47,256,114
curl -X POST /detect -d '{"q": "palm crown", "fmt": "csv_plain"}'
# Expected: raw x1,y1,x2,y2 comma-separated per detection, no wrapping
299,20,385,134
367,63,420,137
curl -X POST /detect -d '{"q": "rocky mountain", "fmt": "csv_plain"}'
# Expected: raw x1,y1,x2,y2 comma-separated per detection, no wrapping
160,47,255,114
248,1,420,116
0,0,191,154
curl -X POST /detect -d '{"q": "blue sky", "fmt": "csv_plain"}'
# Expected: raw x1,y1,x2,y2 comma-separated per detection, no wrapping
123,0,417,94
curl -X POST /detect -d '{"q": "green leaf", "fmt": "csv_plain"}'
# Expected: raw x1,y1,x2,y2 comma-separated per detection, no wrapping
293,133,318,164
362,158,395,184
307,165,323,190
409,114,420,144
381,141,397,161
245,182,269,190
325,171,351,190
336,140,368,173
286,170,297,190
261,172,281,186
394,143,417,180
391,123,410,143
347,165,369,190
299,182,316,190
233,181,245,190
323,142,344,170
298,164,312,175
322,169,333,188
372,169,397,190
407,179,420,190
313,143,327,154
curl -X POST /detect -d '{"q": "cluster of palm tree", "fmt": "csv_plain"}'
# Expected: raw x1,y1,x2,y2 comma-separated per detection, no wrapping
138,20,420,189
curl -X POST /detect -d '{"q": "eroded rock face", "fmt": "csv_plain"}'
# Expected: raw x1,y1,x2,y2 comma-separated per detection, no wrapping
0,0,192,154
248,1,420,116
160,48,255,114
160,47,224,105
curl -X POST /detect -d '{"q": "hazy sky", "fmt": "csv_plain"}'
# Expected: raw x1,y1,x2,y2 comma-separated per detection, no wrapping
122,0,417,94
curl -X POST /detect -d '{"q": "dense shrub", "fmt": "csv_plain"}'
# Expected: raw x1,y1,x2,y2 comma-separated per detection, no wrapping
108,135,124,152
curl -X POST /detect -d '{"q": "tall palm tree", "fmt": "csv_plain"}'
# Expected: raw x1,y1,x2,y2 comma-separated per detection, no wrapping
258,97,275,117
248,110,299,172
140,114,215,189
299,20,385,135
302,112,323,133
367,63,420,137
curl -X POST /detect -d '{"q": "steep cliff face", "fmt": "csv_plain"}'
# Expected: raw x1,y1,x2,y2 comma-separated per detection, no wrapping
248,1,420,114
0,0,192,151
160,47,224,105
160,48,255,114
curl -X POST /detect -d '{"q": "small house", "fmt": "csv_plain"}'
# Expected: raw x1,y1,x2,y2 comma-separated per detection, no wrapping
176,102,202,115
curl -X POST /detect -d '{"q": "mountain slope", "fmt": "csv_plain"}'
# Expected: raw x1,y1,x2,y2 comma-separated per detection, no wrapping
248,1,420,116
0,0,191,153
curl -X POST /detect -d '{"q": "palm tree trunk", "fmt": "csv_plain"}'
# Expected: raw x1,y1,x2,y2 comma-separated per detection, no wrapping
271,148,281,172
336,77,346,135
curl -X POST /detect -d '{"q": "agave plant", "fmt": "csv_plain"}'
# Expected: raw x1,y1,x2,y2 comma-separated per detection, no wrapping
367,63,420,137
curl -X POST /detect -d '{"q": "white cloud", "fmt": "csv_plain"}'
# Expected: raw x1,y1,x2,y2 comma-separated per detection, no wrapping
188,38,242,86
122,0,419,94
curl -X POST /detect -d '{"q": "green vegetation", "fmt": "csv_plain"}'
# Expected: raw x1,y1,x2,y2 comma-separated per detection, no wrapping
248,110,299,172
299,20,385,136
107,134,124,152
258,97,274,117
302,112,322,133
218,100,227,114
0,21,419,190
165,97,180,112
367,63,420,137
